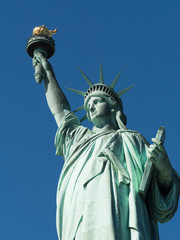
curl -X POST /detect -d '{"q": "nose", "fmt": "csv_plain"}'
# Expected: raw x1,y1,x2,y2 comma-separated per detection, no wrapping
89,103,95,112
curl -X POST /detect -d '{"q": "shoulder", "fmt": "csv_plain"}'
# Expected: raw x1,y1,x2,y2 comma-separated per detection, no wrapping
55,112,92,143
119,129,149,146
55,112,92,155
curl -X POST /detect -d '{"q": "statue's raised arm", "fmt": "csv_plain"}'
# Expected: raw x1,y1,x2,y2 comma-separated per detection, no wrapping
33,52,71,127
26,25,70,127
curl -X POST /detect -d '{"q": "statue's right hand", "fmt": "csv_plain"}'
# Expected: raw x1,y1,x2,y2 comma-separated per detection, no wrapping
33,52,50,72
32,52,54,84
32,52,49,84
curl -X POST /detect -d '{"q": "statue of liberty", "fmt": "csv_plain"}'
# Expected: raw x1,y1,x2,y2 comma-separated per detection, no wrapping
32,47,179,240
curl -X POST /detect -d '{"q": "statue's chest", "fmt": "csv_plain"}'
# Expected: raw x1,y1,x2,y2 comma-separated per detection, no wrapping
89,132,124,160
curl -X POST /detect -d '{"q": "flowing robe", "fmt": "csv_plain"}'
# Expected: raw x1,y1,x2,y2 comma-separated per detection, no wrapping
55,112,179,240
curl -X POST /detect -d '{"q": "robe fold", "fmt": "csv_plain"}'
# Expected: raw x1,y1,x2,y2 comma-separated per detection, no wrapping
55,112,179,240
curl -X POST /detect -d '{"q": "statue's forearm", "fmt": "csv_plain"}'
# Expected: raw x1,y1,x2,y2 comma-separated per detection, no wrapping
44,70,71,127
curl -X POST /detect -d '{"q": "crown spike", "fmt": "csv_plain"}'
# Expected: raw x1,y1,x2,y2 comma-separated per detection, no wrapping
65,87,86,96
110,71,122,89
117,84,135,97
73,105,84,113
80,114,88,122
99,63,104,84
78,67,93,87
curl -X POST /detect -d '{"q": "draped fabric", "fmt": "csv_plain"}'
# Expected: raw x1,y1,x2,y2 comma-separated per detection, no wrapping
55,112,179,240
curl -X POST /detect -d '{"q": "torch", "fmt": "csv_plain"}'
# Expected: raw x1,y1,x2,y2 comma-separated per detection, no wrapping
26,25,57,83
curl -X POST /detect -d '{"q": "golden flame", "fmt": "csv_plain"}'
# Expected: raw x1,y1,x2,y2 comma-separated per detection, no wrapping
33,25,57,37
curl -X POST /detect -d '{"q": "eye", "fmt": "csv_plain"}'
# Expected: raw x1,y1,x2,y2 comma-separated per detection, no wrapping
95,99,104,104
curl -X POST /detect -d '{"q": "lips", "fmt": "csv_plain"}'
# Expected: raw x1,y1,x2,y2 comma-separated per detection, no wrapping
91,112,96,117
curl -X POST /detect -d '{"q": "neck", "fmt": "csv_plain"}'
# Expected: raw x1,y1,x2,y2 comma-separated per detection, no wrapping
91,115,119,134
92,123,118,134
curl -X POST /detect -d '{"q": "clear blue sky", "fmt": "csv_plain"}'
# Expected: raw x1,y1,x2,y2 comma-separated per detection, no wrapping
1,1,179,239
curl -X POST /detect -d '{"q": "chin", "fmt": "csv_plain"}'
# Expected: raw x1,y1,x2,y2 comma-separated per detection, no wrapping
90,115,97,121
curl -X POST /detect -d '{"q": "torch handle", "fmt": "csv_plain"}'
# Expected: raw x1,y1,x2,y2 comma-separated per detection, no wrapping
33,48,47,84
34,62,43,84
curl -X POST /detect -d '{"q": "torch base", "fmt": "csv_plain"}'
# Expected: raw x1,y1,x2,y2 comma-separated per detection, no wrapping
26,35,55,59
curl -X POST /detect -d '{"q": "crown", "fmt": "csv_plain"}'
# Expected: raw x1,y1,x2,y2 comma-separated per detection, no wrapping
84,83,123,110
66,64,135,122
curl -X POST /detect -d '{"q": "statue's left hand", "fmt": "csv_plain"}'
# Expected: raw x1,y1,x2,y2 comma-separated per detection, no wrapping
147,138,173,189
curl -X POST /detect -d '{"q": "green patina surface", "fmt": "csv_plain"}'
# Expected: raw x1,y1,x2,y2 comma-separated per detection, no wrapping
54,112,179,240
30,50,180,240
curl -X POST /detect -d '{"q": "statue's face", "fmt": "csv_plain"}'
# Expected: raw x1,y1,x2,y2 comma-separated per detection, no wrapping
87,96,112,125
